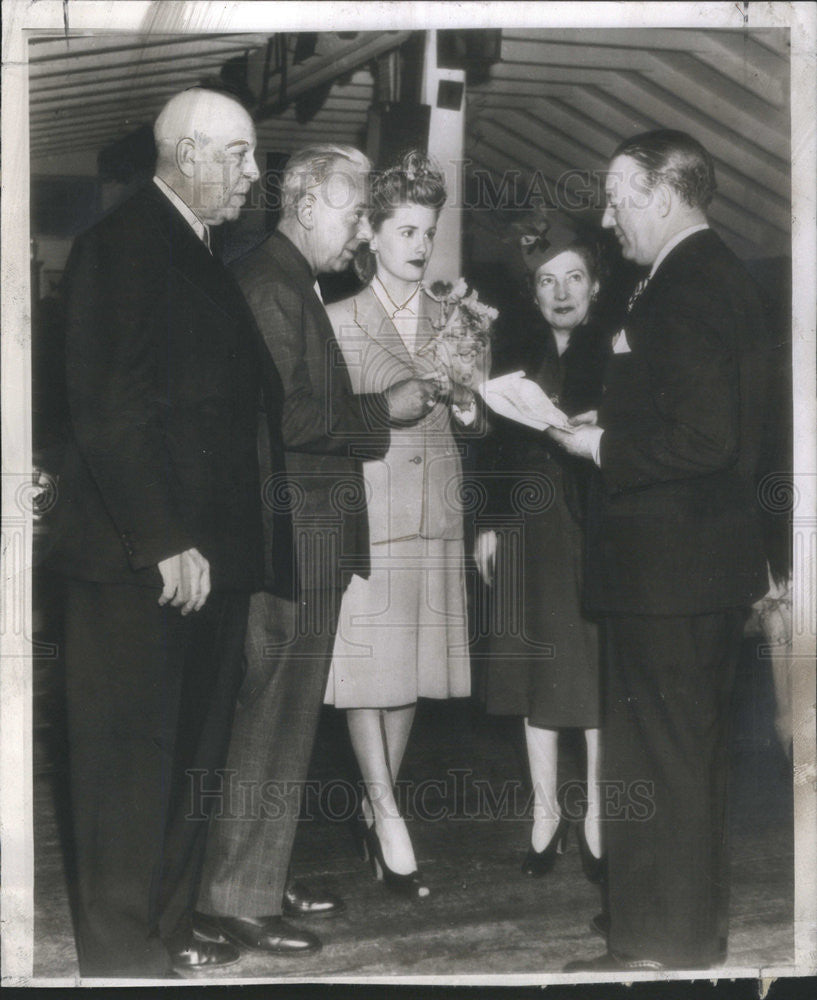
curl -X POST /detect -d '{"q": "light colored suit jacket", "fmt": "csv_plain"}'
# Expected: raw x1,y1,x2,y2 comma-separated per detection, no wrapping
327,284,465,544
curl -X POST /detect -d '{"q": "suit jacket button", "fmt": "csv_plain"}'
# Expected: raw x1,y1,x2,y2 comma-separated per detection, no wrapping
411,456,423,464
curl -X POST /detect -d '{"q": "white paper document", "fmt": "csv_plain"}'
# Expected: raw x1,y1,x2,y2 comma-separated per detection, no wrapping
477,370,574,432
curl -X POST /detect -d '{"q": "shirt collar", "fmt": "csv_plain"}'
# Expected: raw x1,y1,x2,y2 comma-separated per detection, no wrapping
650,223,709,279
152,176,211,250
371,275,420,317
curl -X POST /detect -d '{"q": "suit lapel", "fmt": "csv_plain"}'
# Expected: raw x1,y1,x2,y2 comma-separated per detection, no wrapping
144,184,237,315
353,285,416,370
264,231,332,333
628,229,718,340
414,288,442,357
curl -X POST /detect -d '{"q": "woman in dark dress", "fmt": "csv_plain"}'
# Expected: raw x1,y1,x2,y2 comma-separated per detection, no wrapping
476,211,611,879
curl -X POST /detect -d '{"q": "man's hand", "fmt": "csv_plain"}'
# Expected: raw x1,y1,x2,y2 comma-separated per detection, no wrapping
158,547,211,614
384,376,439,422
474,529,497,585
569,410,598,427
547,424,604,464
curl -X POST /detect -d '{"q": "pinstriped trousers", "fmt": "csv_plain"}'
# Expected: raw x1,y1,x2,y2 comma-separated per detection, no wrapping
197,588,339,918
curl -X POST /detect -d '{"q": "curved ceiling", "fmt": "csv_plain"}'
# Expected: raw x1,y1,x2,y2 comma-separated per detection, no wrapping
28,27,791,260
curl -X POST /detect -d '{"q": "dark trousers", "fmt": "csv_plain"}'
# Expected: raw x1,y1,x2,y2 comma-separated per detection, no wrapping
197,588,339,918
602,611,745,968
64,581,249,977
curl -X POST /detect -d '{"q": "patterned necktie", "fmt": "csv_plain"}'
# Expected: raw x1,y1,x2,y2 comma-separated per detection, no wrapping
627,277,648,312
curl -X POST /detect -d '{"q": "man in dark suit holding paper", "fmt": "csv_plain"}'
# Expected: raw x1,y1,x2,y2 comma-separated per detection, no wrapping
550,130,770,970
50,88,277,977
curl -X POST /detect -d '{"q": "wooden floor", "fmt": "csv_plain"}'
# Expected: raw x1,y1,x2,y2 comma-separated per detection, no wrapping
31,638,796,985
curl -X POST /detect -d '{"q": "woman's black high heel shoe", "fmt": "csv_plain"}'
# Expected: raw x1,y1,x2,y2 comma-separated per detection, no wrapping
576,819,606,884
521,816,570,877
364,825,430,900
350,811,372,862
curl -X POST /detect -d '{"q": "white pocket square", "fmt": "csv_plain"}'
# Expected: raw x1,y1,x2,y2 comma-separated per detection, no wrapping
612,329,632,354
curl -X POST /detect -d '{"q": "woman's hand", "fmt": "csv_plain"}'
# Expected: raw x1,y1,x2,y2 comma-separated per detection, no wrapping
474,529,497,585
569,410,598,426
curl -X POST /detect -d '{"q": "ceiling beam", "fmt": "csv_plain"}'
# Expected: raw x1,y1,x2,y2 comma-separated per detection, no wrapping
478,64,789,183
30,55,242,99
253,31,409,120
488,57,788,153
28,32,271,62
500,28,788,107
29,38,267,80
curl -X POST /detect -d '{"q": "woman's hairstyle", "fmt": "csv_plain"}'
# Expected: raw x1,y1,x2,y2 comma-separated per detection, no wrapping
280,144,371,217
611,129,716,210
353,150,447,283
368,150,447,231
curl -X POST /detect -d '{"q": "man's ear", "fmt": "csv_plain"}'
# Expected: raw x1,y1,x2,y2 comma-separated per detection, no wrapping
176,137,197,178
655,181,672,218
296,193,316,230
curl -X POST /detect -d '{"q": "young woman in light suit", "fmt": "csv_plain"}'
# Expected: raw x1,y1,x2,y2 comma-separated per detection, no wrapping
324,152,476,899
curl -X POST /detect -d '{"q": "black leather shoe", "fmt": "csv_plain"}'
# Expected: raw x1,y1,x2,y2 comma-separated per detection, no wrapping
201,914,322,954
192,911,231,945
168,938,241,972
283,880,346,919
586,917,727,965
564,951,665,972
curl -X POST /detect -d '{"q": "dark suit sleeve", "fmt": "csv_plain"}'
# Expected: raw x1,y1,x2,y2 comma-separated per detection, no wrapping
241,273,390,456
63,230,196,570
599,276,740,495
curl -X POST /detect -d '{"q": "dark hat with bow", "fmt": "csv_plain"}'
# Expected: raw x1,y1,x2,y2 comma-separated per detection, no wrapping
514,203,584,273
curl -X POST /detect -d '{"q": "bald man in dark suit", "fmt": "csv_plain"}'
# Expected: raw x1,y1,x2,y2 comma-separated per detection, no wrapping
50,88,277,978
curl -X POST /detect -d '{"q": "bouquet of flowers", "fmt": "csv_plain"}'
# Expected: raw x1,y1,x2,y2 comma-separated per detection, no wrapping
418,278,496,393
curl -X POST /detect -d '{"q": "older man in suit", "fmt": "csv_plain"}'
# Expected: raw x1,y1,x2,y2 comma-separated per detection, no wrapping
194,145,435,955
51,88,272,977
551,130,771,970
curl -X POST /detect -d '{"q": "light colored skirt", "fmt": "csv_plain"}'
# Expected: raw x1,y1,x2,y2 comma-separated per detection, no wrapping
324,536,471,708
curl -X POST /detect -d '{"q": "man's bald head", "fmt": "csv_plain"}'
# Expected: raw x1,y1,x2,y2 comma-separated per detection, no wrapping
153,88,260,227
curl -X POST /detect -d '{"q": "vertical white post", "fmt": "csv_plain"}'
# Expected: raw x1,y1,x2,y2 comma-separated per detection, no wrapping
420,30,465,285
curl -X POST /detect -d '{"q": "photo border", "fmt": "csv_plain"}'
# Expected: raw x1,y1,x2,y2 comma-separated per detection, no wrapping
2,0,815,987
